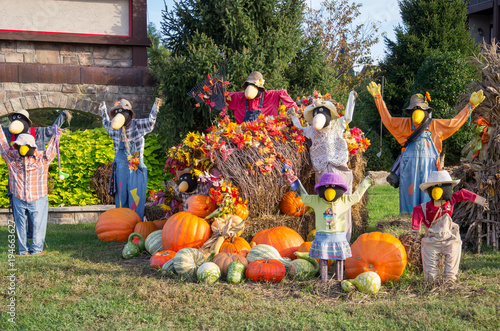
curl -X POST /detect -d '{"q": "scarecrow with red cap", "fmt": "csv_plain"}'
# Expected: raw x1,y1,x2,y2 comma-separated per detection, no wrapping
101,98,162,219
288,91,357,241
282,164,373,282
226,71,298,123
412,170,487,282
367,82,485,213
0,124,61,256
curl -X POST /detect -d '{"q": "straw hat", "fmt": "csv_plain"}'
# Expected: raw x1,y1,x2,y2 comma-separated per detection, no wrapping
242,71,266,90
303,98,339,126
419,170,460,192
405,94,432,115
12,133,36,149
109,99,135,118
8,109,33,126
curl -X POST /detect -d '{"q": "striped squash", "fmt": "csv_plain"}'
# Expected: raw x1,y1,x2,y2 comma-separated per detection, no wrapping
145,230,163,255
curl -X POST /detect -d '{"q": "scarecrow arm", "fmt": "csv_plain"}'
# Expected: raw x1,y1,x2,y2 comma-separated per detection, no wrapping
134,98,161,136
432,103,476,141
343,90,357,125
411,204,425,232
451,189,486,207
43,128,61,163
34,110,69,150
0,124,15,161
342,176,373,207
372,94,411,146
277,90,298,110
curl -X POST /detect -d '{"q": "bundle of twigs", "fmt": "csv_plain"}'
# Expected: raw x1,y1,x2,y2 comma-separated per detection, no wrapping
90,162,115,205
453,41,500,252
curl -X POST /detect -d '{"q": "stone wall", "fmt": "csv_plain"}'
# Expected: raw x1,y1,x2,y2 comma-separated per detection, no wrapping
0,40,155,118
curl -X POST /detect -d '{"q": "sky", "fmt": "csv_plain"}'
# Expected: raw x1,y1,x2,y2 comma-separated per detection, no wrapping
146,0,401,63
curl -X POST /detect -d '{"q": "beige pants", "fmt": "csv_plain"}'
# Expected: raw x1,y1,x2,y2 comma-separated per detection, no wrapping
421,214,462,281
315,164,353,242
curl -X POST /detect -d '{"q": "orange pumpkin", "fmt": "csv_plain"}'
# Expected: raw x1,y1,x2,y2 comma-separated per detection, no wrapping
183,195,217,218
153,219,167,229
134,221,158,240
245,259,286,283
234,203,249,220
251,226,304,260
150,250,176,269
297,242,332,268
162,212,212,252
95,208,141,242
279,191,308,216
345,232,407,283
219,237,252,257
211,252,248,277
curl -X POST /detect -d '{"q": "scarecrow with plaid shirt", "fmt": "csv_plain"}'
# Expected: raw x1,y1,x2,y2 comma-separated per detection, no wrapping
0,125,61,256
101,98,162,220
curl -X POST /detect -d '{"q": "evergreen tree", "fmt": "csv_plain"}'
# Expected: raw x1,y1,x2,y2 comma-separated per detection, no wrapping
380,0,478,112
149,0,337,148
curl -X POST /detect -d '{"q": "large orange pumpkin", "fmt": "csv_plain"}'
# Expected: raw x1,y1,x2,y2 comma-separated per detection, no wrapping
95,208,141,242
219,237,252,257
162,212,212,252
234,203,249,220
251,226,304,260
183,195,217,218
134,221,158,240
245,259,286,283
345,232,407,283
279,191,308,216
297,242,332,268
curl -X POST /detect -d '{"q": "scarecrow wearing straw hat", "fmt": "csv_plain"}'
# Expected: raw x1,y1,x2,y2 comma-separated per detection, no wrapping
412,170,488,282
367,82,485,213
226,71,298,124
288,91,357,241
4,109,70,239
282,164,373,282
101,98,162,220
0,125,61,256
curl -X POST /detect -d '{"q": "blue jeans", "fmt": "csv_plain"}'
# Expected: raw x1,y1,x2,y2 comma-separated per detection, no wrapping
242,110,262,122
13,195,49,255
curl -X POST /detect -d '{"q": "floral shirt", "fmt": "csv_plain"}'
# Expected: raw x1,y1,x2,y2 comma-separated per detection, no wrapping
296,176,372,233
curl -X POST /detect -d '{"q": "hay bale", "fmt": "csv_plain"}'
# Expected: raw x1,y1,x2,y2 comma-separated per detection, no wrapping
90,162,114,205
144,206,167,222
398,232,423,272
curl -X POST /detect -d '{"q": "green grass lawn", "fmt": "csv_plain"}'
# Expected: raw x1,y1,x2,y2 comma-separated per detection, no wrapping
1,188,499,330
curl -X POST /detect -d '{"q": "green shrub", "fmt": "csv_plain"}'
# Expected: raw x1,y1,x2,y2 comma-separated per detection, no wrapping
0,129,167,207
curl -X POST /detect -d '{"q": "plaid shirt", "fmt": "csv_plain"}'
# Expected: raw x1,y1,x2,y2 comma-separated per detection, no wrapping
101,99,160,159
0,126,60,202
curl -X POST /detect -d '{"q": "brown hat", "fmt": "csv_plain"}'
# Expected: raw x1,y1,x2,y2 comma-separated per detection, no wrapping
8,109,33,126
176,167,192,180
242,71,266,90
405,94,431,115
109,99,135,119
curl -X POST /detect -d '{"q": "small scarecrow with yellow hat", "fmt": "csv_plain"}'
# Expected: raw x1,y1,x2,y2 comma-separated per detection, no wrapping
282,164,373,282
101,98,162,219
412,170,488,282
0,124,61,256
367,82,485,213
226,71,298,123
288,91,357,241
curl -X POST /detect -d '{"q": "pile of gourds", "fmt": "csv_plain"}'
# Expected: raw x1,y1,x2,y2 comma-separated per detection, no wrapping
95,204,407,290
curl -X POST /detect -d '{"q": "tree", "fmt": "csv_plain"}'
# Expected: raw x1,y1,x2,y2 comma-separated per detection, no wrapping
303,0,381,91
410,51,480,164
380,0,478,112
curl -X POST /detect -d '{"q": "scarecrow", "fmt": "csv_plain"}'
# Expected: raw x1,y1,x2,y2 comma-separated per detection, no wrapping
412,170,487,282
226,71,298,123
101,98,162,220
168,167,212,203
282,164,373,282
4,109,70,239
0,126,61,256
366,82,485,213
288,91,357,241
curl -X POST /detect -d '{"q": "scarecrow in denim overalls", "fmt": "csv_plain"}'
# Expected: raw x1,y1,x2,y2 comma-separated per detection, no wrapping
101,98,162,219
226,71,298,123
367,82,485,213
412,170,487,281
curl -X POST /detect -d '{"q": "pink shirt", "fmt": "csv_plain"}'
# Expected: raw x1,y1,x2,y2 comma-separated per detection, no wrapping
412,189,484,231
227,90,297,124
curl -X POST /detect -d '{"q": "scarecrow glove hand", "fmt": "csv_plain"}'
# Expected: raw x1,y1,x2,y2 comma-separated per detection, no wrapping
281,164,299,189
286,108,297,118
483,201,490,211
470,90,485,107
155,98,163,110
366,82,381,98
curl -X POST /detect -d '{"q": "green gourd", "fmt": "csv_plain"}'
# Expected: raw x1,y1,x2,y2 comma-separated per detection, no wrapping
288,251,320,281
348,271,381,294
145,230,163,255
341,280,356,292
122,232,144,259
227,261,246,284
173,248,205,280
197,262,221,284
